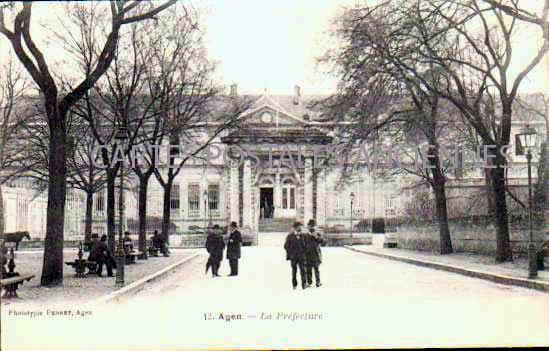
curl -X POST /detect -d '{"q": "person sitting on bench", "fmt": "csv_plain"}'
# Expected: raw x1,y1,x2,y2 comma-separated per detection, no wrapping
88,234,114,277
123,231,134,254
152,231,169,256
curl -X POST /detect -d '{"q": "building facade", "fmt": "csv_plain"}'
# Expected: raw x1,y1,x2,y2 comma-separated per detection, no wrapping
1,91,546,239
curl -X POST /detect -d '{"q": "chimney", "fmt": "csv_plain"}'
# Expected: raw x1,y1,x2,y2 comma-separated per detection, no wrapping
293,85,301,105
230,84,238,97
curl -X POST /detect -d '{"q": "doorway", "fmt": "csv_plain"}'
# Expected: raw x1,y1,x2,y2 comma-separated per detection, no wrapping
260,187,274,219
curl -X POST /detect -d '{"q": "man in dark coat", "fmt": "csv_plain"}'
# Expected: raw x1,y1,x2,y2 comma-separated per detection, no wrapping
226,221,242,276
152,230,169,257
304,219,325,287
88,234,114,277
205,224,225,277
284,221,307,290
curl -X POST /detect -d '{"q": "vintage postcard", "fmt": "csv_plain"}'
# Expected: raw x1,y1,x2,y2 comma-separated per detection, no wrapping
1,1,548,350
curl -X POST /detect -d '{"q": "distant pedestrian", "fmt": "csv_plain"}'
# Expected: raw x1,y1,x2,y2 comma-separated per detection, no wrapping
284,221,307,290
152,230,169,257
205,224,225,277
226,221,242,276
89,234,114,277
123,231,133,253
304,219,324,287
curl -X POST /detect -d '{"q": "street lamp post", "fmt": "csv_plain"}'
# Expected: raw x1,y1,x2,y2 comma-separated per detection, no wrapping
203,190,208,233
517,125,539,279
114,126,129,287
350,192,355,246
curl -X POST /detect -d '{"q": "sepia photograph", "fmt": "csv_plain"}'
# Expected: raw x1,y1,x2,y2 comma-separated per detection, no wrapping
0,0,548,350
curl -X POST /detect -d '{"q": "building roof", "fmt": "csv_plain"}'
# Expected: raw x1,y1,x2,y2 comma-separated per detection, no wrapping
221,127,332,144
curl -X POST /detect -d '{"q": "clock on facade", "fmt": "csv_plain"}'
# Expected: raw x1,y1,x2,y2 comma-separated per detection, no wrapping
261,111,273,123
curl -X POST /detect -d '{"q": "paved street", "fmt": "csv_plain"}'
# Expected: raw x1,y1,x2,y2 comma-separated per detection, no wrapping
3,237,549,350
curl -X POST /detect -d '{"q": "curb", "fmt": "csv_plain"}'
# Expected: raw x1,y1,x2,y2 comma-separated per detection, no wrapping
345,246,549,292
89,252,201,305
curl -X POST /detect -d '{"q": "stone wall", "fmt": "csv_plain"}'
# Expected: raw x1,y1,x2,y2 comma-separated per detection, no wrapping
397,223,546,257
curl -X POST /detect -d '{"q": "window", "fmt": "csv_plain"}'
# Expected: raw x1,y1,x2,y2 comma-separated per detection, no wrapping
96,191,105,212
16,199,28,231
282,178,295,210
188,183,200,214
208,184,219,210
290,188,295,209
281,187,295,209
515,134,524,156
170,184,180,210
385,195,394,209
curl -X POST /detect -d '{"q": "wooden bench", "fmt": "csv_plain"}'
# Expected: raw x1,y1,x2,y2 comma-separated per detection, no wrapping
148,245,160,257
1,274,35,298
65,260,98,277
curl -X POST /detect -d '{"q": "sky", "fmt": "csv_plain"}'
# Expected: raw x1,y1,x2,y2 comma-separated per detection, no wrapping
0,1,548,96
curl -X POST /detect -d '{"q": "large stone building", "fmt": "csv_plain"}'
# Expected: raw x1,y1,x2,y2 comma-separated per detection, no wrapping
1,89,546,242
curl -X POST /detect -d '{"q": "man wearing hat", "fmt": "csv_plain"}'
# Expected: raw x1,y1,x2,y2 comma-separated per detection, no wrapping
88,234,114,277
284,221,308,289
304,219,325,287
226,221,243,276
205,224,225,277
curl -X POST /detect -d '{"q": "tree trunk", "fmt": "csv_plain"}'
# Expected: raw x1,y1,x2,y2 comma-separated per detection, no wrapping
484,168,496,221
107,169,116,252
427,140,453,254
138,179,148,258
84,191,93,243
492,165,513,262
40,118,67,286
0,183,2,351
0,184,4,237
161,180,173,245
431,172,453,254
534,142,548,230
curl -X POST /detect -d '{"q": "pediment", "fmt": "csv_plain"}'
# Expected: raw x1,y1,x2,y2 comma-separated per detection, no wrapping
240,95,306,127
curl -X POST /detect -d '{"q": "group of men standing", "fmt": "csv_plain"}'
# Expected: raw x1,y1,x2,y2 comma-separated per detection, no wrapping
284,219,324,290
203,219,325,290
205,222,242,277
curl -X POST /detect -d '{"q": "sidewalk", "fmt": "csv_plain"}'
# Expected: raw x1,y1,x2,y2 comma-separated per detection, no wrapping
1,248,199,306
346,236,549,292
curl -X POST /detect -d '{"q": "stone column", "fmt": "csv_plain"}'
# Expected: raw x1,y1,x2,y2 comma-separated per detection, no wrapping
304,158,313,222
316,169,326,226
275,172,281,210
243,159,253,228
229,160,240,224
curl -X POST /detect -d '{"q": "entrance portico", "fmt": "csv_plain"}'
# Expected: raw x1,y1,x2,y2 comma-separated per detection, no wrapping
222,125,332,233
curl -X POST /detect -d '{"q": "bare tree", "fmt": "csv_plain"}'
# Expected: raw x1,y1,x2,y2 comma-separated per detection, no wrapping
336,0,549,262
0,57,34,239
479,0,549,35
126,12,209,256
153,83,253,244
66,123,106,243
0,1,178,285
70,20,165,253
317,4,476,253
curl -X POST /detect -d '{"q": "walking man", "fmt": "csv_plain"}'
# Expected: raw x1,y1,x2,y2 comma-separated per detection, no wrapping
284,221,307,290
304,219,324,287
227,221,242,276
205,224,225,277
89,234,114,277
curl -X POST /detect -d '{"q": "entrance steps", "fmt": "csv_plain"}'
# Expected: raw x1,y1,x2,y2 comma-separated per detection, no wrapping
258,218,295,233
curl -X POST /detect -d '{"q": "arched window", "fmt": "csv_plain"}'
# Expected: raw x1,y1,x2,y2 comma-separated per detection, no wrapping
281,177,296,209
